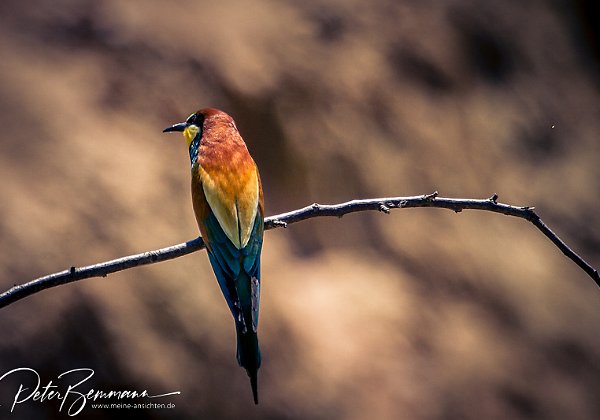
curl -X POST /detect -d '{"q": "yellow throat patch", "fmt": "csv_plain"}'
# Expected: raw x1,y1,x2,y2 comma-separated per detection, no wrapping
183,125,199,148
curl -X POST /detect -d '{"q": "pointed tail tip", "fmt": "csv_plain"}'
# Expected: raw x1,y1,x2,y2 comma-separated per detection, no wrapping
250,370,259,404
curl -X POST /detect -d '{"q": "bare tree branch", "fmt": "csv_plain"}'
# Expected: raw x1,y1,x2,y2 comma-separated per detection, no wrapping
1,192,597,309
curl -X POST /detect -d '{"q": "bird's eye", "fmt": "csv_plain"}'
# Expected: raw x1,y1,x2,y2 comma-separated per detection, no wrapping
185,113,205,127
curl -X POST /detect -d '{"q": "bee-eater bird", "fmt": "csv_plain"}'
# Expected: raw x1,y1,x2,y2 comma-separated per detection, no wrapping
163,108,264,404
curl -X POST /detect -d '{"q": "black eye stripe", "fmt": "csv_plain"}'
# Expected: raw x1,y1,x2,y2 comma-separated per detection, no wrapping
186,113,205,127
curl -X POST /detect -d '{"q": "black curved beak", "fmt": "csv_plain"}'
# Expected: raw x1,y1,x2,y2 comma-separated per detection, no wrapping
163,122,187,133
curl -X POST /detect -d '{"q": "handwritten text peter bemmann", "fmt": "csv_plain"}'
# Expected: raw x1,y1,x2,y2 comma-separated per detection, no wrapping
0,367,180,416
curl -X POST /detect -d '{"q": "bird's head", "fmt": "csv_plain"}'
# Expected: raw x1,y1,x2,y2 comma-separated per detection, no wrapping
163,111,206,148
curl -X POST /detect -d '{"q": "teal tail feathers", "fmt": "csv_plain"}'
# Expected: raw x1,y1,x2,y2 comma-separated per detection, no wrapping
236,328,261,404
250,369,258,405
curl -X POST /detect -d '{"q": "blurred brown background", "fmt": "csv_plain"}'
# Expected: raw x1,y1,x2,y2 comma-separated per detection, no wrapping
0,0,599,418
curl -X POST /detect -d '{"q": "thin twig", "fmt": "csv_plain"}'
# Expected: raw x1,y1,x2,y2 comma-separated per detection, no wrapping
1,193,597,309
